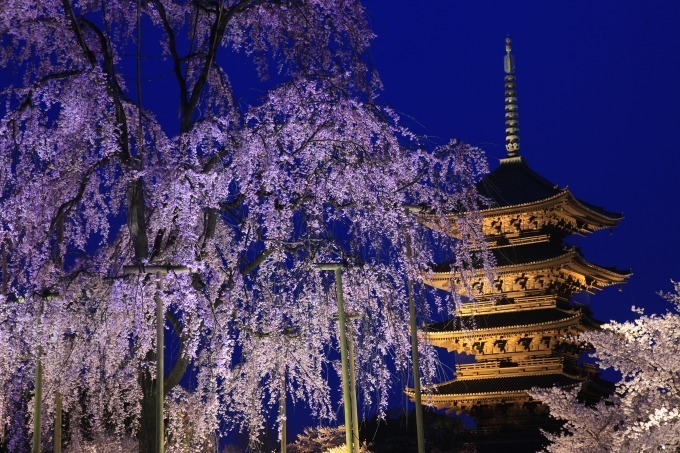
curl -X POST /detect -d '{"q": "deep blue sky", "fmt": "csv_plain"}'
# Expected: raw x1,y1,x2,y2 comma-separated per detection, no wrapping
283,1,680,441
364,0,680,322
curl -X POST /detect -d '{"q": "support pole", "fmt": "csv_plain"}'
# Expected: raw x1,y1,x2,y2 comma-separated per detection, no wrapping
32,297,45,453
347,328,360,453
333,267,353,453
280,369,286,453
123,265,189,453
404,223,425,453
155,271,164,453
1,241,7,295
317,264,354,453
54,392,62,453
407,279,425,453
32,345,42,453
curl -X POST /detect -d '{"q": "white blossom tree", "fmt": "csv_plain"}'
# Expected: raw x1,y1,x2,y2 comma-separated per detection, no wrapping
532,282,680,452
0,1,488,451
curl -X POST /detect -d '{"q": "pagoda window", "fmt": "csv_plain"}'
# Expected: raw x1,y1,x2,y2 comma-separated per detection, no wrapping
518,337,533,350
472,281,485,294
473,341,486,354
515,274,529,290
528,215,538,227
494,339,508,352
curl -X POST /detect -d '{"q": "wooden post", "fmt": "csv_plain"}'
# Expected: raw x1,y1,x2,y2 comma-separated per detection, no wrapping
32,345,42,453
403,217,426,453
32,297,45,453
347,328,360,453
1,241,7,295
54,392,62,453
280,368,286,453
123,265,190,453
155,271,164,453
407,278,425,453
317,264,354,453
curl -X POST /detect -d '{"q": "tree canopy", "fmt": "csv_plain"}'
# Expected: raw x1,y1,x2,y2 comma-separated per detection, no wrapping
532,282,680,452
0,1,488,451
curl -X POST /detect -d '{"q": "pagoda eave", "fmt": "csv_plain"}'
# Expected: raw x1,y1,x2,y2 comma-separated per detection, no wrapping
426,250,630,296
426,312,582,340
406,372,584,410
419,189,622,241
426,314,585,354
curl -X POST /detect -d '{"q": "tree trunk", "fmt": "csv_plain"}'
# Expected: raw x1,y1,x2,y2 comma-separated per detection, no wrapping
137,357,156,453
138,367,158,453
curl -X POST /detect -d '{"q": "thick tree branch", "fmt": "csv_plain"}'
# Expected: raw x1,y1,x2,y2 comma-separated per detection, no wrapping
164,311,191,395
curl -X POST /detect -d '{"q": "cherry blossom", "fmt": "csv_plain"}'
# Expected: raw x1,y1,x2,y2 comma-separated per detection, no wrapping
532,282,680,452
0,1,488,450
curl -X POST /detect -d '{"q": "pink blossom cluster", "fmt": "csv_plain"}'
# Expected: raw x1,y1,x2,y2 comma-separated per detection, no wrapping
0,0,488,450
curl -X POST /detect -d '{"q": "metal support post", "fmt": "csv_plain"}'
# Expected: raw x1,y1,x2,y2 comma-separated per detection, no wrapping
54,392,62,453
317,264,355,453
404,223,425,453
123,265,190,453
347,328,360,453
32,297,45,453
155,271,164,453
32,345,42,453
280,369,287,453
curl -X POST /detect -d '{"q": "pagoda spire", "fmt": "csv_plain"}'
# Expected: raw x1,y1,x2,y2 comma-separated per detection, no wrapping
504,36,520,158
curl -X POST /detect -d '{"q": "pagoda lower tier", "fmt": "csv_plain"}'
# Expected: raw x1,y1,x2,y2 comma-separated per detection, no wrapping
406,356,611,426
408,357,582,413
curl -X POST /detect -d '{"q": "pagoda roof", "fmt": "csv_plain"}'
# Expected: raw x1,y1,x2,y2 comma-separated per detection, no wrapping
427,308,579,333
477,158,622,221
489,242,564,267
426,373,582,397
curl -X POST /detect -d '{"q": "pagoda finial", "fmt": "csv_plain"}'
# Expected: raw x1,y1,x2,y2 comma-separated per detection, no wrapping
504,36,520,158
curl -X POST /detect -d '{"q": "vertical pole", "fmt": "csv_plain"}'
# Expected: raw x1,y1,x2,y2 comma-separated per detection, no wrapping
155,272,164,453
404,225,425,453
1,241,7,295
332,267,353,453
32,298,44,453
347,329,360,453
280,368,286,453
54,392,62,453
32,345,42,453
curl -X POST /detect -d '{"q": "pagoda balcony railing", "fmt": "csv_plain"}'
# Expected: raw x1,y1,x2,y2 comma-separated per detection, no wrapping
456,357,564,379
456,294,558,315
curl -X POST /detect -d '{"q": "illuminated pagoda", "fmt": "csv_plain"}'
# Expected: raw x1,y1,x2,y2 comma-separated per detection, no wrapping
408,37,630,436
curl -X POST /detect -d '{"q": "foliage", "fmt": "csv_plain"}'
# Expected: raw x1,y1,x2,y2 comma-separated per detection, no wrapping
531,282,680,452
287,425,345,453
287,424,371,453
0,0,488,450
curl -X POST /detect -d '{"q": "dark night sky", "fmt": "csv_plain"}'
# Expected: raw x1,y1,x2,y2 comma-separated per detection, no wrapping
281,1,680,441
363,0,680,323
262,0,680,442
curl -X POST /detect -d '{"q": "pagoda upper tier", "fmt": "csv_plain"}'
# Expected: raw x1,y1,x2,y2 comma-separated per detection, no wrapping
426,242,630,298
421,157,623,245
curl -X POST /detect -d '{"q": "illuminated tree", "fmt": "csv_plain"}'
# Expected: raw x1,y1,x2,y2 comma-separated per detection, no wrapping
0,1,487,450
532,282,680,452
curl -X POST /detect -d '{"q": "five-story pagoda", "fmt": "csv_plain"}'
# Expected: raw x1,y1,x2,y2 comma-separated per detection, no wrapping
407,37,630,432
